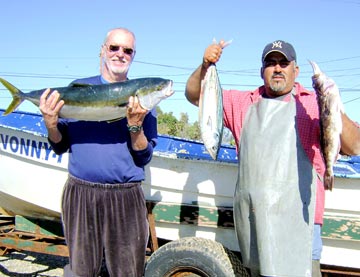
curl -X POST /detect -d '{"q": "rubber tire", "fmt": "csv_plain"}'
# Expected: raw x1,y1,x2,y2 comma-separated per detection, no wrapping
144,237,249,277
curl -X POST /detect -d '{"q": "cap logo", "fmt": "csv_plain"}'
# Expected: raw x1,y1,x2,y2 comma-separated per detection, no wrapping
272,41,283,49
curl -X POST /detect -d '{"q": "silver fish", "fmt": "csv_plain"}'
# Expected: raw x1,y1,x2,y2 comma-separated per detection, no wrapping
0,77,173,121
199,64,224,160
310,60,343,191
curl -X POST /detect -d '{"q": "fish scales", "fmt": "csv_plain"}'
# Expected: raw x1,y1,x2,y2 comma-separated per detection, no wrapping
199,64,224,160
310,61,343,191
0,77,173,121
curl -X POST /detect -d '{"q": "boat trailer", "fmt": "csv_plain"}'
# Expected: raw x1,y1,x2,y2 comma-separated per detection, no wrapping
1,202,360,276
0,214,68,257
0,202,159,258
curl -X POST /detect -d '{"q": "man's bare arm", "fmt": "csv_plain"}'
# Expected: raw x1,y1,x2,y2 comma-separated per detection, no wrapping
340,112,360,155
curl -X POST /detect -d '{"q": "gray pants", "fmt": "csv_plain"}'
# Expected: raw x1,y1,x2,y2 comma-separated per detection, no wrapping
62,175,149,277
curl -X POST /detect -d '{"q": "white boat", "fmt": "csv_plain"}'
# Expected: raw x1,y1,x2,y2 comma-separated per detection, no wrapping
0,109,359,275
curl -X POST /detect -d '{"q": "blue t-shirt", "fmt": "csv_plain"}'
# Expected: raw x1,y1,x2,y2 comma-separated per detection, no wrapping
49,75,157,183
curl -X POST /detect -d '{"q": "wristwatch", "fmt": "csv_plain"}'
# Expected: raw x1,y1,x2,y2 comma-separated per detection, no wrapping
127,124,143,133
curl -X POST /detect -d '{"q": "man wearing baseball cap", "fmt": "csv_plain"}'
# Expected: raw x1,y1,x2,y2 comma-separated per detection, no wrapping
261,40,297,62
185,39,360,276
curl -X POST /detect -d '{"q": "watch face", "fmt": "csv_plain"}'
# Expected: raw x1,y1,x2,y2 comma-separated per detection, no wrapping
128,125,142,133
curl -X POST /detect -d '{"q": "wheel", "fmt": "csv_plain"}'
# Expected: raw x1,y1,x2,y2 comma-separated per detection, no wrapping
144,237,249,277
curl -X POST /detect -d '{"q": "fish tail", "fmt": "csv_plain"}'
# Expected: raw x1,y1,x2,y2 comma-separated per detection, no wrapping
0,78,25,115
324,171,334,191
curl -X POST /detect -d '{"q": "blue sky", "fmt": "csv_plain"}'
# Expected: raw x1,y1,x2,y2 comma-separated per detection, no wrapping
0,0,359,124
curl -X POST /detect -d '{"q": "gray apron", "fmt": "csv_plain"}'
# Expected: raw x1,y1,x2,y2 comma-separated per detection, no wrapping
234,91,316,277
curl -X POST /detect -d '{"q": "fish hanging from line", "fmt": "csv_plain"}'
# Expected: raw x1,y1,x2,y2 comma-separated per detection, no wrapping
0,77,174,121
310,60,344,191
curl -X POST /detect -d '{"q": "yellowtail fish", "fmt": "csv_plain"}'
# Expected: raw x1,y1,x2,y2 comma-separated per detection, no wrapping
310,60,343,191
0,77,173,121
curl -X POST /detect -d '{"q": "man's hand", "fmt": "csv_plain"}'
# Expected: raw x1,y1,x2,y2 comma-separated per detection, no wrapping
126,96,149,150
39,89,65,143
39,89,65,130
202,39,232,68
126,95,147,127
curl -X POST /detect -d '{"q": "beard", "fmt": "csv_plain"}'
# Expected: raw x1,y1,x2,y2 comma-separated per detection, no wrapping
269,73,287,94
102,56,131,75
109,63,130,74
269,81,286,93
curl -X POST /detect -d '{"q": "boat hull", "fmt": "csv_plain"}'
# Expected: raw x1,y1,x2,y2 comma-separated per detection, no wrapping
0,110,359,270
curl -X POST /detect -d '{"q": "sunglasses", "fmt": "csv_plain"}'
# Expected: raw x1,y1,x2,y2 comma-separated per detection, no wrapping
106,44,134,55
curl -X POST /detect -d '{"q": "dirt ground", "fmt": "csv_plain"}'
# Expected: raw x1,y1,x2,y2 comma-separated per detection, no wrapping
0,251,67,277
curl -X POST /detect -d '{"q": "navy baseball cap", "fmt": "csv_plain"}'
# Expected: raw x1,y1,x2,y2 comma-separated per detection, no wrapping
261,40,297,62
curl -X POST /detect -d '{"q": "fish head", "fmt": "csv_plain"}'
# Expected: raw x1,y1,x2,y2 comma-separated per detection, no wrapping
203,130,221,160
136,78,174,110
201,115,223,160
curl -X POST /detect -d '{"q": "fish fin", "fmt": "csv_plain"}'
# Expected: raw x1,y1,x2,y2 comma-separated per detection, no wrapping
70,83,92,87
106,117,124,123
212,38,233,49
339,100,345,114
209,148,217,160
334,99,344,116
222,39,233,49
309,60,321,77
118,103,128,108
0,78,24,115
206,116,213,129
324,174,334,191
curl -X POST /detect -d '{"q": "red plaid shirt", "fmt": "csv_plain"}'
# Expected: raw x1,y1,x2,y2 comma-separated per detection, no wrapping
223,83,325,224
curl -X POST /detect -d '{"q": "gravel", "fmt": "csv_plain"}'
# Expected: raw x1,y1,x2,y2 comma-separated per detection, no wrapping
0,251,67,277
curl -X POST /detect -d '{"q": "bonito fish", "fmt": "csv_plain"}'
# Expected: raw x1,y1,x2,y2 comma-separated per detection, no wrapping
199,63,224,160
0,77,173,121
310,60,343,191
198,39,232,160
